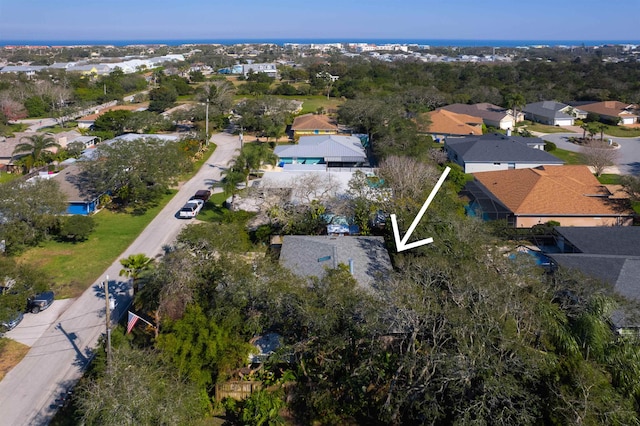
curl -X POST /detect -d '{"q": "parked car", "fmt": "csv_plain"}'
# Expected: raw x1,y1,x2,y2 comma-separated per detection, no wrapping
178,199,204,219
1,311,24,332
191,189,211,202
27,291,55,314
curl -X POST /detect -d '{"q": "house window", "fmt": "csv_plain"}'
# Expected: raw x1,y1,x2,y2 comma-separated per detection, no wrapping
508,163,515,169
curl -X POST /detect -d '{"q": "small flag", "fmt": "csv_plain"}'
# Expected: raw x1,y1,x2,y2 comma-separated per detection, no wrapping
127,311,140,334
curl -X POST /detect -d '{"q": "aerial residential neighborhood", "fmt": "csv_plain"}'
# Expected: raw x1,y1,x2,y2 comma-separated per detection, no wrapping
2,11,640,422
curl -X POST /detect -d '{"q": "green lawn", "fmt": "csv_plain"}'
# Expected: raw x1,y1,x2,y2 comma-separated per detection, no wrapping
39,123,78,133
549,148,585,165
597,174,622,185
0,172,19,184
18,192,176,299
233,94,343,115
519,121,575,134
294,95,343,114
600,125,640,138
17,146,219,299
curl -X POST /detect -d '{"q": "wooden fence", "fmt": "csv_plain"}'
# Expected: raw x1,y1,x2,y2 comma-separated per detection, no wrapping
215,380,263,402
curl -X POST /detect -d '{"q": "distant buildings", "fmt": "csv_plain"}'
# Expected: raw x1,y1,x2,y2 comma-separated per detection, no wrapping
0,54,185,77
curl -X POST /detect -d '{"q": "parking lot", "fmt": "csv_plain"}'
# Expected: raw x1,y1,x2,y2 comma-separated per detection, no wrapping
4,299,75,347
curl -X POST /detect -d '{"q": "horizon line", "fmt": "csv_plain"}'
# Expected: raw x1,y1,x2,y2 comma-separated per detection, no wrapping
2,37,640,46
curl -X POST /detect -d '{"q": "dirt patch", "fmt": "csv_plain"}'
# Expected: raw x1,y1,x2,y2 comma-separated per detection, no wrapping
0,338,29,381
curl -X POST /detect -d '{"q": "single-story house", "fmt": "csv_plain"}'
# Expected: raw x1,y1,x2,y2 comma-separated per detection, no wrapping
242,63,277,78
67,135,100,150
0,65,47,78
50,163,102,215
0,131,80,169
279,235,392,290
419,109,483,142
274,135,368,167
523,101,587,126
77,104,148,129
445,133,563,173
438,103,520,130
578,101,639,125
66,64,111,76
543,227,640,332
290,113,338,139
464,165,634,227
255,166,363,205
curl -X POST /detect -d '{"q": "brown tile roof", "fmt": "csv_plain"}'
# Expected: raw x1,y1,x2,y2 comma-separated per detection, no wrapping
78,104,148,122
473,165,630,215
423,109,483,135
579,101,638,119
291,113,338,131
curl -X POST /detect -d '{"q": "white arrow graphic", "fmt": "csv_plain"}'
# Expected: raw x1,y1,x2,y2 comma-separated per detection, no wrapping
391,166,451,252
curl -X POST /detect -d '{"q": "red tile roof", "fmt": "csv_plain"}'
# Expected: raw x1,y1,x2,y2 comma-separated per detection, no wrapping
423,109,483,135
473,165,630,215
291,113,338,131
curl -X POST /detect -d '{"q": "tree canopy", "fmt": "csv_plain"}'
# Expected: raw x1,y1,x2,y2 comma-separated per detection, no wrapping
80,137,192,208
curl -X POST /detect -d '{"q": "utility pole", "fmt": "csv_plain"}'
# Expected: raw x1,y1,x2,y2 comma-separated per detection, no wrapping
104,275,112,371
205,97,209,146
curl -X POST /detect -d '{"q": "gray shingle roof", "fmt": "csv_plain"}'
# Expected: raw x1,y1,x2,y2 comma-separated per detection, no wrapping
446,134,564,163
548,253,628,286
50,164,101,203
523,101,573,120
279,235,392,290
546,227,640,329
554,226,640,256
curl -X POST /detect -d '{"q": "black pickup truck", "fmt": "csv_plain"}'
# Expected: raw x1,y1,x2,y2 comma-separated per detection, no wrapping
27,291,55,314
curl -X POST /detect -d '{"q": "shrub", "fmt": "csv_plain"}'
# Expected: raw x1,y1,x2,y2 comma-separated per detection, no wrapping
544,141,557,152
58,215,96,242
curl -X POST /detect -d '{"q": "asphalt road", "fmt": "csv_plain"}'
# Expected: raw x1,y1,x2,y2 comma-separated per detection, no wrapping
538,132,640,175
0,131,240,425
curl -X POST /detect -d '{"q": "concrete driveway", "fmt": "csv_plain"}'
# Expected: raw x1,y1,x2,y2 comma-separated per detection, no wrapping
4,300,76,347
537,132,640,175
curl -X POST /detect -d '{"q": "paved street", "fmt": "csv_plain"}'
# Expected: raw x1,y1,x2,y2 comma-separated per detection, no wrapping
537,132,640,175
0,131,240,425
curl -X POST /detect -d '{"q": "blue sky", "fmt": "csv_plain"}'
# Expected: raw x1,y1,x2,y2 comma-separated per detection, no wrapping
1,0,639,42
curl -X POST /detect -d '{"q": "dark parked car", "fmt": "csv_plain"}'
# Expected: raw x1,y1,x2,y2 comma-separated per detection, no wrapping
27,291,55,314
1,311,24,332
191,189,211,202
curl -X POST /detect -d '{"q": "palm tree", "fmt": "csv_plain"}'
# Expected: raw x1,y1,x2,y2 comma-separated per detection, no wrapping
595,122,608,141
12,134,60,172
221,169,246,204
580,122,590,141
119,254,153,293
505,92,526,129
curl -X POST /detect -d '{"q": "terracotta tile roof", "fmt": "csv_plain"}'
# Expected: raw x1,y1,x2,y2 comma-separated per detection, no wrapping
579,101,638,118
77,104,148,122
423,109,483,135
291,113,338,131
473,165,630,215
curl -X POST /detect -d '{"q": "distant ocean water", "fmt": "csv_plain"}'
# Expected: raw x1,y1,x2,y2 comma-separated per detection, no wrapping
1,38,639,47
